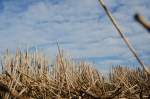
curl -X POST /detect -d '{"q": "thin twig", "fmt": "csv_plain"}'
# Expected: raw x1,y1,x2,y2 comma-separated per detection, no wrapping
98,0,150,75
134,13,150,33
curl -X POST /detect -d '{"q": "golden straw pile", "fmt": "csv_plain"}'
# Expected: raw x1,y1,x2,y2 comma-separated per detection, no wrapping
0,50,149,99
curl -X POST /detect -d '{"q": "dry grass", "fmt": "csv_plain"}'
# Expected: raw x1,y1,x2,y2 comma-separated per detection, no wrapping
0,50,149,99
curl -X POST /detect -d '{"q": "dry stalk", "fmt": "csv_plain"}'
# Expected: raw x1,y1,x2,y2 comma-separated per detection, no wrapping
134,13,150,32
98,0,150,75
0,50,149,98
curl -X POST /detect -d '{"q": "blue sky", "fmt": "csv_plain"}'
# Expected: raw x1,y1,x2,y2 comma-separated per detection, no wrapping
0,0,150,72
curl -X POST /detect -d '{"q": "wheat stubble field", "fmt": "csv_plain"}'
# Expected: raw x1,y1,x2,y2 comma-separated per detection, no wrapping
0,50,149,99
0,0,150,99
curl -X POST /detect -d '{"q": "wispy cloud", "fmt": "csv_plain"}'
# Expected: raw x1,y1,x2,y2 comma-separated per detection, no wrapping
0,0,150,72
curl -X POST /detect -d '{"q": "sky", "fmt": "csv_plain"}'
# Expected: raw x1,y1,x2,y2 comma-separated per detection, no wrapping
0,0,150,72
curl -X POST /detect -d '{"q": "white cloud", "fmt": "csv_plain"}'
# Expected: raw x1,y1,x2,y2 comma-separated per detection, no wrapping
0,0,150,72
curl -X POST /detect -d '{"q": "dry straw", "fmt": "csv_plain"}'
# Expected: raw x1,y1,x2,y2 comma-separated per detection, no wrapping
134,13,150,33
0,50,149,98
98,0,150,75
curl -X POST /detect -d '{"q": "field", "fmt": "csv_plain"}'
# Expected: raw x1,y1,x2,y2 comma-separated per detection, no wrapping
0,50,149,99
